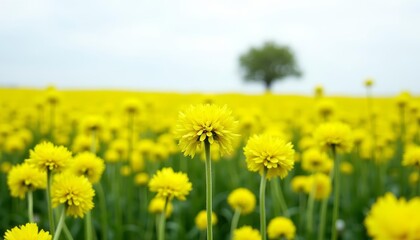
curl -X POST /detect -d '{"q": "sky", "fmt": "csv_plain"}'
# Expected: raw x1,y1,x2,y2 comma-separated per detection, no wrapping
0,0,420,96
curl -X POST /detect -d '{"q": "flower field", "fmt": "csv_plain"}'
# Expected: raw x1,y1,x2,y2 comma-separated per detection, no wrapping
0,86,419,240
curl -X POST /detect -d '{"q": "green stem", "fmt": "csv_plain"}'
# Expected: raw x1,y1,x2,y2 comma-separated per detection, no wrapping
53,208,66,240
114,163,122,239
85,211,93,240
306,180,315,239
158,197,168,240
272,178,288,216
230,208,241,240
415,169,420,197
331,145,341,240
204,141,213,240
28,191,34,222
90,130,96,153
260,170,267,240
62,223,74,240
318,197,328,240
299,193,306,230
96,183,108,240
47,170,55,236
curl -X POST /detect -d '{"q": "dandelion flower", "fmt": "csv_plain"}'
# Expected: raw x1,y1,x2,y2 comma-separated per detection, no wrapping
7,163,46,199
364,193,420,240
291,175,308,193
134,172,149,186
4,223,51,240
340,161,353,175
148,167,192,201
26,142,72,172
409,172,419,185
148,197,173,218
175,104,239,157
314,85,324,98
244,134,295,179
69,152,105,184
267,217,296,240
301,148,331,173
304,173,332,200
195,210,218,231
314,122,353,152
403,145,420,168
233,226,261,240
227,188,256,214
364,78,374,87
52,173,95,218
315,99,336,120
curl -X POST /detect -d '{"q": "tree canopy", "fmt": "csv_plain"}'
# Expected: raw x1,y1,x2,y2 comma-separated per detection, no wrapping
239,41,302,92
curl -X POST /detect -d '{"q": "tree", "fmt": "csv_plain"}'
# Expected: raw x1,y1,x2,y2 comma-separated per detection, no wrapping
239,41,302,92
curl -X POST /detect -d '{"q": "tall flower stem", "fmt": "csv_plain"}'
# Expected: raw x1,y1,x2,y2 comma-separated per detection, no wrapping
53,207,66,240
272,178,288,216
317,197,328,240
331,146,341,240
204,141,213,240
259,170,267,240
28,191,34,222
114,163,123,240
299,193,306,230
230,208,241,240
158,197,168,240
85,211,93,240
96,182,108,240
305,182,315,239
47,170,55,236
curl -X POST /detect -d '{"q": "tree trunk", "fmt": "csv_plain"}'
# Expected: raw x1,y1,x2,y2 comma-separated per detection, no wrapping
264,79,273,94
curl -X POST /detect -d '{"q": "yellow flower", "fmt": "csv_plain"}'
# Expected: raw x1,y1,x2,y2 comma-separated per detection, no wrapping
26,142,72,172
395,91,411,108
148,167,192,201
4,135,25,153
130,152,145,172
104,149,119,163
80,115,105,133
315,99,336,120
314,122,353,152
175,104,239,158
69,152,105,184
403,145,420,168
301,148,332,173
365,193,420,240
120,165,132,176
122,98,142,115
134,172,149,186
244,134,295,179
364,78,374,87
148,197,173,218
7,163,46,199
340,161,354,175
291,175,308,193
52,173,95,218
267,217,296,239
233,226,261,240
1,161,12,173
227,188,256,214
409,172,419,185
195,210,217,231
314,85,324,98
304,173,332,200
72,134,93,153
4,223,51,240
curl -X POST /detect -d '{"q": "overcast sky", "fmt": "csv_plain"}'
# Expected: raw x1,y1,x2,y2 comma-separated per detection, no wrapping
0,0,419,95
